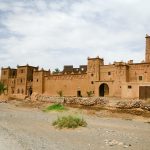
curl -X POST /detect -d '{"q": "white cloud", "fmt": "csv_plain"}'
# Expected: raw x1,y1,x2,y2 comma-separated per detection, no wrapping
0,0,150,71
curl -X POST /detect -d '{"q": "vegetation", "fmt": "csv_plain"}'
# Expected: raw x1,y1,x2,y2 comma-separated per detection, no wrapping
86,91,93,97
43,103,67,112
53,68,60,74
57,90,63,97
52,115,87,129
0,82,7,95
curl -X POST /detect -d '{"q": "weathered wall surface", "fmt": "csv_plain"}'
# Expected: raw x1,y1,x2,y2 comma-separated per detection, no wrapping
121,82,150,99
44,74,89,97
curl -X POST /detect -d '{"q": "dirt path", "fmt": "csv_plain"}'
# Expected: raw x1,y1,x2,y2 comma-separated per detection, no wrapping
0,103,150,150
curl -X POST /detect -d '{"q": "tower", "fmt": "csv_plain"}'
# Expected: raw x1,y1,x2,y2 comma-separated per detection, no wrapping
145,34,150,62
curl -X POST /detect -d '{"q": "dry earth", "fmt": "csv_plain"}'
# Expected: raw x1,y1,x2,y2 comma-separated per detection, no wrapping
0,101,150,150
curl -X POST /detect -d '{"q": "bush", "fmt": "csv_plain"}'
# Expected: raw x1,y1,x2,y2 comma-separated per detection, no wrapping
43,103,66,112
0,82,7,95
57,90,63,97
52,115,87,129
86,91,93,97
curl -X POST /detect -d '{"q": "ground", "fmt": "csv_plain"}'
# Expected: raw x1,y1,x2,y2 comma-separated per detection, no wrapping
0,101,150,150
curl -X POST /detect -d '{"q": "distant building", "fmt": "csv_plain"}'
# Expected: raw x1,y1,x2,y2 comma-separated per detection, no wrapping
1,35,150,99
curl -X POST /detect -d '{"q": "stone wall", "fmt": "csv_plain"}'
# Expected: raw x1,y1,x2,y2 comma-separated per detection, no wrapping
30,92,150,111
31,92,109,106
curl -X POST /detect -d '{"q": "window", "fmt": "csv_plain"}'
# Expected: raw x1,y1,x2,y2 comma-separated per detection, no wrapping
21,79,22,83
108,72,111,75
37,79,39,82
139,76,142,81
3,71,7,75
91,73,94,76
128,85,132,89
91,81,94,84
21,89,24,94
17,89,20,93
20,69,24,73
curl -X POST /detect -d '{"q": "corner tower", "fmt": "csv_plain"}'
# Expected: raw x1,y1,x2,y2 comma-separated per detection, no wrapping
145,34,150,62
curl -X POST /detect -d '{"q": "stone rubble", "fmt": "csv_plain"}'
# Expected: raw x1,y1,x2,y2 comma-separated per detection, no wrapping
104,139,130,148
1,92,150,111
28,92,150,111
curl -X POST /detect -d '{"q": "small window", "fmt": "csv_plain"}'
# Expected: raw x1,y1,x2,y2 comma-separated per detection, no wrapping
37,79,38,82
3,71,7,75
21,79,22,83
108,72,111,75
17,89,20,93
91,73,94,76
20,69,24,73
139,76,142,81
128,85,132,89
91,81,94,84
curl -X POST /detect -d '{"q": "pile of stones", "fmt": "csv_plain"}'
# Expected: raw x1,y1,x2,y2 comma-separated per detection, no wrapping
140,104,150,111
116,100,143,109
116,100,142,109
30,93,150,111
31,93,109,106
0,99,7,103
64,97,109,106
116,100,150,111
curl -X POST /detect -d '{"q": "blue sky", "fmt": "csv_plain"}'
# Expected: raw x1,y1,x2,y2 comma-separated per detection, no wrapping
0,0,150,71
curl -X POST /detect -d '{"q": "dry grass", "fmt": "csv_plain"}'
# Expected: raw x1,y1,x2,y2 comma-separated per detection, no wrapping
52,115,87,129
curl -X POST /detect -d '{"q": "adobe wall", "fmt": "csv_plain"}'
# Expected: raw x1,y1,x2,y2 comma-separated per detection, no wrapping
44,74,89,97
33,70,50,94
121,82,150,99
15,67,27,95
128,63,150,82
99,64,129,97
94,81,114,97
100,65,115,81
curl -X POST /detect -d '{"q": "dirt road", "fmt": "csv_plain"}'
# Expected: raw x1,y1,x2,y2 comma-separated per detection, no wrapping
0,103,150,150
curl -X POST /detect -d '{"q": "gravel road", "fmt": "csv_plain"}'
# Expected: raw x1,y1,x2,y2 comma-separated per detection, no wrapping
0,103,150,150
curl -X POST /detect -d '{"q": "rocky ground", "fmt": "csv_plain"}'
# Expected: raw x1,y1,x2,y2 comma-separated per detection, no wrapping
0,101,150,150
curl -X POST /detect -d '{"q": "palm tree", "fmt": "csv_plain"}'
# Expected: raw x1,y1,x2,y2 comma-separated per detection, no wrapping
53,68,60,74
0,82,7,95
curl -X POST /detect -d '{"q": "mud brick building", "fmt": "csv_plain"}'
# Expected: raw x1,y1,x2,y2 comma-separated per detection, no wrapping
1,35,150,99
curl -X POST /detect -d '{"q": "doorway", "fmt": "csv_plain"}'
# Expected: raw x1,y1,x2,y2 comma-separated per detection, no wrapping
77,90,82,97
139,86,150,99
99,83,109,97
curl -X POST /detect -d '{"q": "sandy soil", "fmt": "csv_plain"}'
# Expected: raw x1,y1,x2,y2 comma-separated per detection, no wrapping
0,101,150,150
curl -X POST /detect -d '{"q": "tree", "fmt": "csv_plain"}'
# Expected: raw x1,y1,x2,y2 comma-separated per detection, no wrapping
53,68,60,74
0,82,7,95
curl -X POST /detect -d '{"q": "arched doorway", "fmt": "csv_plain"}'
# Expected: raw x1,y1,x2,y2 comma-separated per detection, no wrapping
99,83,109,97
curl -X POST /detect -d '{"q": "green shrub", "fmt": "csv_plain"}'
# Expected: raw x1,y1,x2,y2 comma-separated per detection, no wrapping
86,91,93,97
43,103,66,112
52,115,87,129
0,82,7,95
